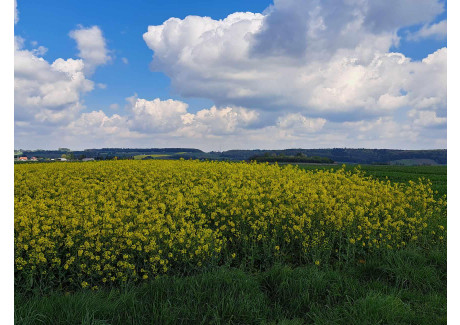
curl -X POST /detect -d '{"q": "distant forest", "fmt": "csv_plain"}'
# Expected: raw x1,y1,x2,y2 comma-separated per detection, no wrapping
249,153,334,164
218,148,447,165
15,148,447,165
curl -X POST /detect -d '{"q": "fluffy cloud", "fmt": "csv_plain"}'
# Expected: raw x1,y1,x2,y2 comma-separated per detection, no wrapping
250,0,415,58
69,26,112,74
14,38,94,125
67,110,131,136
15,0,446,150
43,110,141,149
361,0,444,32
405,48,446,113
124,96,259,137
143,0,446,123
139,0,446,150
41,97,263,149
126,97,189,133
407,20,447,41
14,24,111,140
408,110,447,127
179,106,259,137
277,114,326,133
66,96,441,151
343,117,418,142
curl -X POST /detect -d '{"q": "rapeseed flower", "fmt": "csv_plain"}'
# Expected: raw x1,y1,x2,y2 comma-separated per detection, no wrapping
14,160,446,291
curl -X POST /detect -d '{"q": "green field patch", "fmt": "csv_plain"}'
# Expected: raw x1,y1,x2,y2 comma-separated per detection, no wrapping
296,164,447,199
133,154,171,160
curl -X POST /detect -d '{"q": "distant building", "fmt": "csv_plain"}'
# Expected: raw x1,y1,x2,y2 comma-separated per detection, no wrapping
19,157,28,161
31,157,38,161
82,158,95,162
57,158,67,161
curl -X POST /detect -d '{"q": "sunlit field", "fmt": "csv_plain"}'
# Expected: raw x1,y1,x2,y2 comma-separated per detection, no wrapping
14,160,447,324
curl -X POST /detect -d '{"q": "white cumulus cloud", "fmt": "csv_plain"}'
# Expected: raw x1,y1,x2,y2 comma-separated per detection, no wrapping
125,96,259,137
277,114,326,133
15,39,94,125
126,96,189,133
408,110,446,127
179,106,259,137
69,25,112,74
143,0,446,123
15,0,446,150
14,26,110,141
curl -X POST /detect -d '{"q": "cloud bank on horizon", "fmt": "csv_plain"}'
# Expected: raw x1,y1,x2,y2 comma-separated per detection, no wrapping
14,0,447,150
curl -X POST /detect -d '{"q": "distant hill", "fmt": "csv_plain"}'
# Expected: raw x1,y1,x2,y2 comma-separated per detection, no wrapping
249,153,334,164
15,148,446,165
16,148,203,160
215,149,447,165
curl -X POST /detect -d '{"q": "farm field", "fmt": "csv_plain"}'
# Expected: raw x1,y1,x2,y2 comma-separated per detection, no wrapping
296,164,447,200
133,154,171,160
14,161,447,325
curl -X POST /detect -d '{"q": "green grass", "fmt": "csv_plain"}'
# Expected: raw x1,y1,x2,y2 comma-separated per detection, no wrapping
133,154,171,160
296,164,447,199
15,165,447,325
15,246,446,325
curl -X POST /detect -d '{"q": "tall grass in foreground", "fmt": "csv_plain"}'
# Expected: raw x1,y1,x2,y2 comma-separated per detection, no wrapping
15,246,446,325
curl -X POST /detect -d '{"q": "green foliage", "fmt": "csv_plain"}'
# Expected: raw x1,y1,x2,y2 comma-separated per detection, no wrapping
15,246,446,325
219,149,447,165
16,148,447,164
249,154,334,164
133,154,171,160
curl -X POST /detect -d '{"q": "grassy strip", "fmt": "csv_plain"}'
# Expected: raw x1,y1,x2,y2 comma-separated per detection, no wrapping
15,246,446,325
133,154,171,160
296,165,447,199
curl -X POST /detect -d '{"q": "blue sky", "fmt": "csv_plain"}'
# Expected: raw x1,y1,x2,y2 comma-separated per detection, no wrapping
14,0,447,150
15,0,271,113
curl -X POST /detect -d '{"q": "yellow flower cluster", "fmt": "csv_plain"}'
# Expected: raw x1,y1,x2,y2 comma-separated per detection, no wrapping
14,160,446,289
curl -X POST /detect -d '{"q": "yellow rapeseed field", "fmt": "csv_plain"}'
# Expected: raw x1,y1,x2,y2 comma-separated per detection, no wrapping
14,160,446,290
